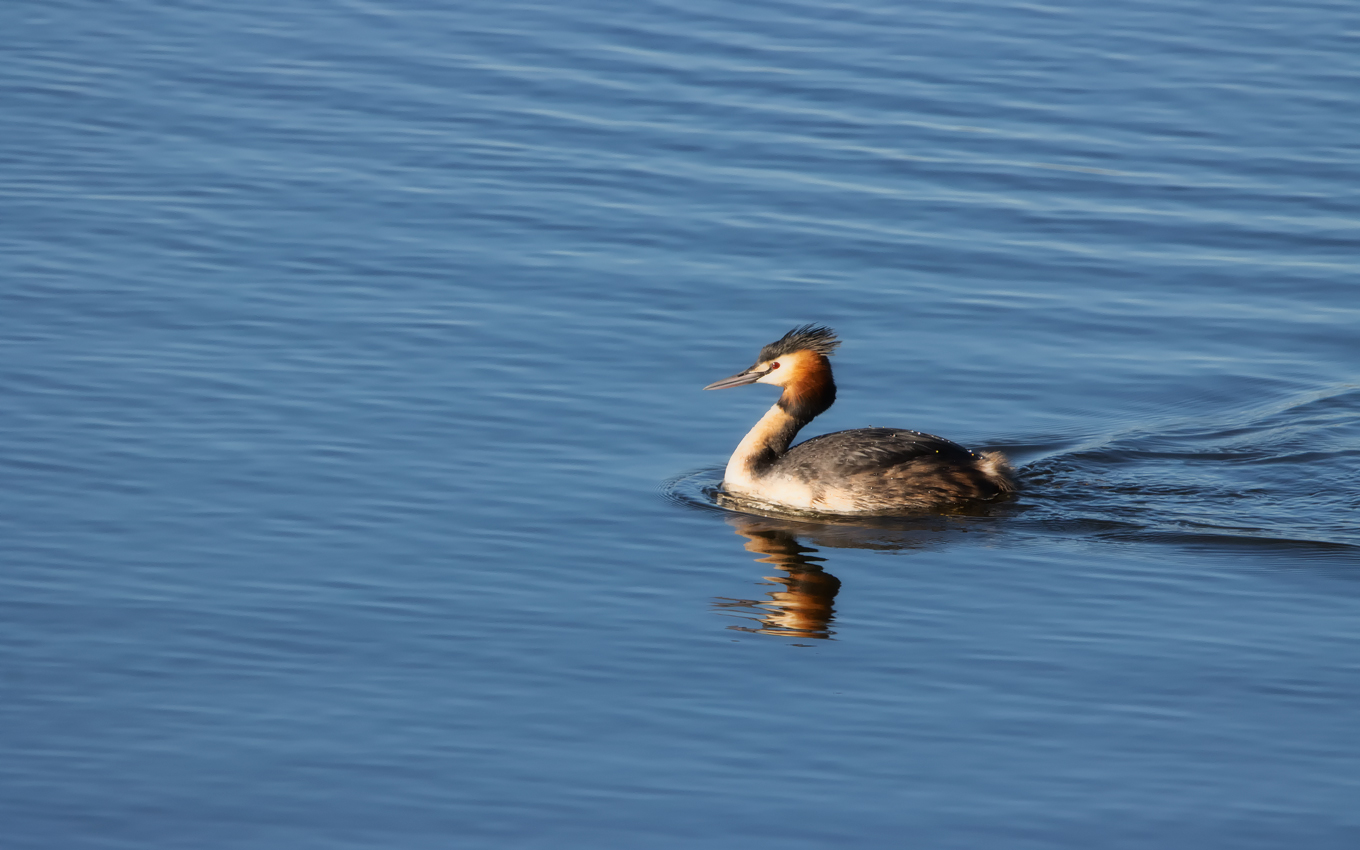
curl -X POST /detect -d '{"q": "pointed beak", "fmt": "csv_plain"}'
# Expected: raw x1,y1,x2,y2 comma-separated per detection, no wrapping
704,367,767,390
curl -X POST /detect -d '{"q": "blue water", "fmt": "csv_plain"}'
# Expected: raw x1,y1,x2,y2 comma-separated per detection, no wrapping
4,0,1360,846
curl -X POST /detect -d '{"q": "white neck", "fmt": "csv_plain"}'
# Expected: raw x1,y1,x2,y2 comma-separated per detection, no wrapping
723,401,803,491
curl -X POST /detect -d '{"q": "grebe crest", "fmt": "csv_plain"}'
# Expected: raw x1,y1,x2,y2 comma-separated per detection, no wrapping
704,324,1014,515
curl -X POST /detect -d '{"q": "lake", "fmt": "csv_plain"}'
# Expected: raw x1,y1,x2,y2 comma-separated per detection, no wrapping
3,0,1359,846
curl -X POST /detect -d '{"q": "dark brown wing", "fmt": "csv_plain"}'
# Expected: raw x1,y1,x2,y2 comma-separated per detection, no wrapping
778,428,1006,510
782,428,979,478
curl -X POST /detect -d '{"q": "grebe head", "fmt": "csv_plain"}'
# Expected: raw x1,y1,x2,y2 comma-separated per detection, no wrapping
703,324,840,391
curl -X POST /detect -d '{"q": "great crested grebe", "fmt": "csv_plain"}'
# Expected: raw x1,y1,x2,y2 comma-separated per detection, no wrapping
705,324,1014,514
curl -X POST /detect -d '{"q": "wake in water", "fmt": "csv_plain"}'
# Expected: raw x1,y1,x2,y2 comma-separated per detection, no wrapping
1019,384,1360,555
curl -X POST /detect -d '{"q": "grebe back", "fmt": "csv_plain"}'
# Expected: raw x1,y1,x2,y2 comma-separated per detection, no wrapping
704,324,1014,514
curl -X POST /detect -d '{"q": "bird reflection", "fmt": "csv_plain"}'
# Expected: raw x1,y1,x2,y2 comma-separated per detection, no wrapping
709,496,1010,640
714,514,843,640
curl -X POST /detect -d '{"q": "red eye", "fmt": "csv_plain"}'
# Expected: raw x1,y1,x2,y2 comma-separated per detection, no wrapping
769,362,780,370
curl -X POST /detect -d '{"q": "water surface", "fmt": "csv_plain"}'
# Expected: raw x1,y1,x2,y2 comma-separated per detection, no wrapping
4,0,1360,847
